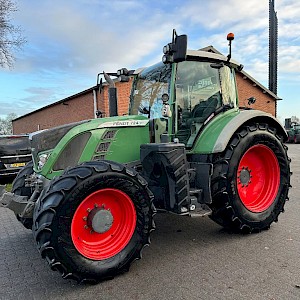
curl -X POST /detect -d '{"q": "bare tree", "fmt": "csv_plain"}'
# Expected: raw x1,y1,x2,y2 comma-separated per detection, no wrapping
0,0,26,68
0,113,17,134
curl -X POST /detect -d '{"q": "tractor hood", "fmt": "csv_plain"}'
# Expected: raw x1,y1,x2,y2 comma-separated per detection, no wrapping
30,115,150,154
30,115,151,178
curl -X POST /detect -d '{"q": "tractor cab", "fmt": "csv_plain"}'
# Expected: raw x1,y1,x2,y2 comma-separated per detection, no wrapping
173,58,238,147
129,31,242,147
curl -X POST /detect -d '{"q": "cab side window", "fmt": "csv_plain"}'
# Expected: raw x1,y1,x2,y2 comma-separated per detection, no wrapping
175,61,222,144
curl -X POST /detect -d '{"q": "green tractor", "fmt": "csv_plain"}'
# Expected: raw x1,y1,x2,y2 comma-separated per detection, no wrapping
294,124,300,143
0,31,291,282
284,118,300,143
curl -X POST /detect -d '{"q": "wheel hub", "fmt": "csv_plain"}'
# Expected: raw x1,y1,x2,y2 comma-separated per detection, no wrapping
71,188,137,260
238,167,252,186
86,207,114,233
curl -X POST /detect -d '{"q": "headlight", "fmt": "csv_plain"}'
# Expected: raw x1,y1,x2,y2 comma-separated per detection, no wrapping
38,153,50,169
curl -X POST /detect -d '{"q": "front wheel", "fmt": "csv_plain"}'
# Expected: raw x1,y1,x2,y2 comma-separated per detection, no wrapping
209,123,291,233
33,160,155,282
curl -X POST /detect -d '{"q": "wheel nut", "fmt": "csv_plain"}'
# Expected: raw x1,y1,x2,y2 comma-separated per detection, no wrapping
87,208,91,213
84,225,89,229
94,203,98,208
83,216,87,221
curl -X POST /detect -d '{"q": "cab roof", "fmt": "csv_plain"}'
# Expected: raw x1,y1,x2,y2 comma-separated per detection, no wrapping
186,49,242,70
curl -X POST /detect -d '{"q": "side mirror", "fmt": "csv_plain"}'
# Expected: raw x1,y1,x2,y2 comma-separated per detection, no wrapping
173,34,187,62
162,30,187,64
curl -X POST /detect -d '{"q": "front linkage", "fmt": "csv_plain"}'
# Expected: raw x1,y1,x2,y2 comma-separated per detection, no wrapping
0,169,45,228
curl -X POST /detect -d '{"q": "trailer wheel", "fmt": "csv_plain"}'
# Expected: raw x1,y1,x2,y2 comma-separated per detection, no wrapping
33,160,155,282
209,123,291,233
12,161,34,230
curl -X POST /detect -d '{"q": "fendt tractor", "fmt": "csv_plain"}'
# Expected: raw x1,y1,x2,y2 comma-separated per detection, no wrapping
285,118,300,143
0,31,291,283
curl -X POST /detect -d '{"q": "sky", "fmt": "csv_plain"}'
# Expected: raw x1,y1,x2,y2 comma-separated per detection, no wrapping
0,0,299,124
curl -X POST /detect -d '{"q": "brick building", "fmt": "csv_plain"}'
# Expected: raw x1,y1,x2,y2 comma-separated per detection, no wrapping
12,49,280,134
12,79,133,134
236,70,278,115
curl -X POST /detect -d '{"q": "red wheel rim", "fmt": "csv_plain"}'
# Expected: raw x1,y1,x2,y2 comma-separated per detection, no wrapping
237,144,280,213
71,188,136,260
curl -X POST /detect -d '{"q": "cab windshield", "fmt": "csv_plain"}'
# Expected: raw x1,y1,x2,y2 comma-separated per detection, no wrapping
129,62,172,119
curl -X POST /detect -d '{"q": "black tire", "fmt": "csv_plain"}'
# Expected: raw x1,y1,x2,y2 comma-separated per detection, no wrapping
12,161,34,230
209,123,291,233
33,160,155,283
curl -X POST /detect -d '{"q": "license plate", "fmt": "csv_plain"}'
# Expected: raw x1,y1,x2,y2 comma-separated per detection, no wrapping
10,163,26,168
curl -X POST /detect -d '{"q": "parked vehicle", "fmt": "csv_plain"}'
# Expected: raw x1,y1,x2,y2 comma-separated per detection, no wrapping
0,31,291,283
291,124,300,143
0,135,31,184
284,118,300,143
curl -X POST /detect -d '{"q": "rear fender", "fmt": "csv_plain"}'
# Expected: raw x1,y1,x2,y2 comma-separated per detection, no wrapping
212,110,287,153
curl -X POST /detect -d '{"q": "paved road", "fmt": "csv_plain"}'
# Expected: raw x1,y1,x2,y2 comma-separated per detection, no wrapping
0,144,299,300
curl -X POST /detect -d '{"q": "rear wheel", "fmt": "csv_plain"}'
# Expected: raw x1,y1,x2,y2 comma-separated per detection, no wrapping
12,161,34,230
33,160,155,282
209,123,290,233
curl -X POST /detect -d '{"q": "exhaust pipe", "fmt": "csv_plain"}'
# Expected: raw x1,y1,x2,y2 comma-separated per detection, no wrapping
103,71,118,117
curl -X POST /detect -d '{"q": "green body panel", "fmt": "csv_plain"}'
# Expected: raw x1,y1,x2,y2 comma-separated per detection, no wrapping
189,108,239,154
103,126,150,162
36,115,150,180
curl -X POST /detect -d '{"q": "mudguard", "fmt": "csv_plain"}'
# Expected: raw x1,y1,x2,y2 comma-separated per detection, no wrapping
213,110,287,152
190,109,287,154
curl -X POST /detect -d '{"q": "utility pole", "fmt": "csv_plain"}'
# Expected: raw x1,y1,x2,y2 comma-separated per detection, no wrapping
269,0,278,95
